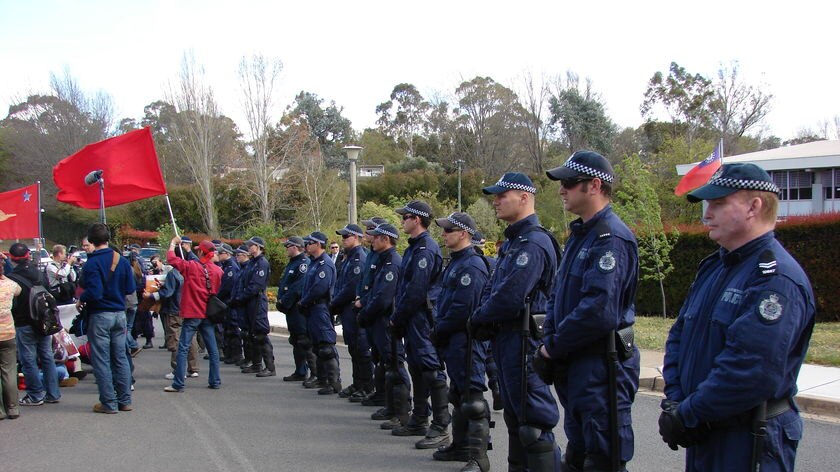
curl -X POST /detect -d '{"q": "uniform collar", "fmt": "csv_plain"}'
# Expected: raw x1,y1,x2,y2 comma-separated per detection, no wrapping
408,230,430,245
449,246,475,261
504,213,540,240
569,204,612,236
719,231,775,267
291,252,307,262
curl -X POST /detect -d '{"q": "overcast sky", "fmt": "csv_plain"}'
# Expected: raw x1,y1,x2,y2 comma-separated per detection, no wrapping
1,0,837,144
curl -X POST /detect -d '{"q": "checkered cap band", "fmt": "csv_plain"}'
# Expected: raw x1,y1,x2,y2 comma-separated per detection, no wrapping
306,235,326,245
374,225,399,239
447,216,476,235
494,179,537,194
564,159,614,183
709,177,781,195
405,206,430,218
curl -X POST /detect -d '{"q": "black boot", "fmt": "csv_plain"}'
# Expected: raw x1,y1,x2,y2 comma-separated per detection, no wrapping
388,382,411,432
415,372,451,448
373,373,395,421
433,399,469,461
256,334,275,378
462,392,490,472
318,356,341,395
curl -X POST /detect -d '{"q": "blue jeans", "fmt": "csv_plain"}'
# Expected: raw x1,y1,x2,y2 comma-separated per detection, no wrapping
15,325,60,402
88,311,131,410
125,306,139,350
173,318,220,390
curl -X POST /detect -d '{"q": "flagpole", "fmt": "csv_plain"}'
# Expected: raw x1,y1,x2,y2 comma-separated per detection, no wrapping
36,181,43,244
164,194,180,238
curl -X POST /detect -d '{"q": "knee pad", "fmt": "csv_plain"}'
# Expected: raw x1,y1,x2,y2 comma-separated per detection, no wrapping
518,425,552,452
317,344,337,359
461,396,488,421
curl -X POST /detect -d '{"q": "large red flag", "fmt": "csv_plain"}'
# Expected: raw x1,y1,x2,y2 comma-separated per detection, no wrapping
0,183,40,239
53,127,167,208
674,142,723,196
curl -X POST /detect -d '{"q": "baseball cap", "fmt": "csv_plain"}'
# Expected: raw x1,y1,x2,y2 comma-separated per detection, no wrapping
546,150,615,183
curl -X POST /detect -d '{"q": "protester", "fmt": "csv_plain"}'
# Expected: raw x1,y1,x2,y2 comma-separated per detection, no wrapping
164,238,222,392
0,261,21,419
77,223,135,413
660,163,816,471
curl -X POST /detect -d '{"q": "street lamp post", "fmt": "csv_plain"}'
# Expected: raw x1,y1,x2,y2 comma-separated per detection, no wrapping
455,159,464,211
343,145,362,224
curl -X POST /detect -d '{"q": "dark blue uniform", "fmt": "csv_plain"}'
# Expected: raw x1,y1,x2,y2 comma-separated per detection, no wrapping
299,252,338,388
393,231,446,425
234,253,272,372
471,214,560,469
358,247,410,415
543,205,640,470
663,232,815,471
278,252,312,377
330,245,371,391
217,257,240,361
227,258,249,364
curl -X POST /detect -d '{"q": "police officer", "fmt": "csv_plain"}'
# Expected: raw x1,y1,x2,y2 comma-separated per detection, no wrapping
355,224,411,428
234,237,274,377
432,212,491,472
356,217,389,406
538,151,641,472
228,245,251,366
470,172,561,471
299,232,340,394
216,244,241,363
330,224,372,398
391,200,450,448
659,163,815,471
471,231,502,412
276,237,314,381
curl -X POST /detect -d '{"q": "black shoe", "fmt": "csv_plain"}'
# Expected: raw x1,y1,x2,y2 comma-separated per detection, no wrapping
71,370,88,380
318,383,341,395
338,384,358,398
235,358,251,367
348,389,371,403
361,393,385,406
241,365,262,374
203,354,210,360
282,372,307,381
158,344,166,349
433,444,470,462
392,422,429,436
142,341,154,349
460,458,490,472
415,424,451,449
256,369,276,378
370,408,393,421
303,377,324,389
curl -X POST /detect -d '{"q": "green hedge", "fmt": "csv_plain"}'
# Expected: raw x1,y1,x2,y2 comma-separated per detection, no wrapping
636,217,840,322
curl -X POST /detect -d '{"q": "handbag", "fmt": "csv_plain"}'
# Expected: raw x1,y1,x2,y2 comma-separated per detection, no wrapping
201,264,227,324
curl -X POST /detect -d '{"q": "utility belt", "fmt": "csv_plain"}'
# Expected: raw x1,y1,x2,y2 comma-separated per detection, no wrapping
570,325,635,361
711,397,795,431
498,312,546,339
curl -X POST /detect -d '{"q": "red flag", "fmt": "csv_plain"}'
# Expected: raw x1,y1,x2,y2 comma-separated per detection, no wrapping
0,184,40,239
674,143,722,196
53,127,167,208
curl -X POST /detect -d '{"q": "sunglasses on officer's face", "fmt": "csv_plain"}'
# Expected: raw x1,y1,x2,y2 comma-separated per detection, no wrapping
442,227,462,234
341,234,353,239
402,214,416,221
560,178,591,189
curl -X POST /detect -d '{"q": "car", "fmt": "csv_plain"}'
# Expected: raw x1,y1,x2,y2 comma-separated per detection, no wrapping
139,246,161,260
28,247,52,267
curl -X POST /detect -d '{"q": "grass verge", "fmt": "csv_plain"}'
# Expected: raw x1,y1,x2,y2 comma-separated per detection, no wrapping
635,316,840,367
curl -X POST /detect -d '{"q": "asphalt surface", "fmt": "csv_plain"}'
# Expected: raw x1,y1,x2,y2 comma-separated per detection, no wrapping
3,333,839,471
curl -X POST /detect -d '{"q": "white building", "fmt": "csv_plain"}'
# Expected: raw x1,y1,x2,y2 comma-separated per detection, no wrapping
676,140,840,216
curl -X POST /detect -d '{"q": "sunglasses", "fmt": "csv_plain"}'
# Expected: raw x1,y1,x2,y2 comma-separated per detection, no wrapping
330,246,339,249
341,234,354,239
402,214,416,221
442,227,462,234
560,178,591,189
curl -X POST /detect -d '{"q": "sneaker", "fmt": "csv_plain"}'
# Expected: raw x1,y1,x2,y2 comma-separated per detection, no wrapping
164,372,175,380
163,386,183,393
188,372,199,378
93,403,117,414
131,384,135,391
19,396,44,406
415,425,451,449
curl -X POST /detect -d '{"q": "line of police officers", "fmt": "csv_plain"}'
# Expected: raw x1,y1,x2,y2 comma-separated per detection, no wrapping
212,150,815,472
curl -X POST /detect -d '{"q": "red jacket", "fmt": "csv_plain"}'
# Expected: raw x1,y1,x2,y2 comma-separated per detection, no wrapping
167,250,222,319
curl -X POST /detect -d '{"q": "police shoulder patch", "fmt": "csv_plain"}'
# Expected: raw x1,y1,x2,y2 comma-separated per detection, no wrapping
385,271,395,282
757,291,784,322
598,251,616,273
353,266,361,274
460,273,472,286
227,271,233,277
318,271,326,279
258,269,266,277
299,264,308,273
418,257,428,269
515,251,529,268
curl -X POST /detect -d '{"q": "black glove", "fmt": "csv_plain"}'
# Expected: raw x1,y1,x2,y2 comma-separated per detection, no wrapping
532,347,554,385
658,399,686,451
470,319,497,342
275,301,282,312
528,315,541,339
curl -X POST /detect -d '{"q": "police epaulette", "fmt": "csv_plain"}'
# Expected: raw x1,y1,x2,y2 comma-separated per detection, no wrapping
594,219,612,239
758,249,778,276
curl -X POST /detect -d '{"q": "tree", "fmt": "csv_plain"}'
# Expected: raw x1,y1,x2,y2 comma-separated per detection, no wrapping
641,62,713,151
165,53,227,236
613,153,677,316
238,54,285,224
285,91,354,168
518,72,553,173
710,62,773,155
549,72,616,158
290,121,345,230
139,100,192,185
375,83,429,158
0,71,113,198
466,197,503,245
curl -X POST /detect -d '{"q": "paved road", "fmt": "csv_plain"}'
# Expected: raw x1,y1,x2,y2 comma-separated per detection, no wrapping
3,334,838,471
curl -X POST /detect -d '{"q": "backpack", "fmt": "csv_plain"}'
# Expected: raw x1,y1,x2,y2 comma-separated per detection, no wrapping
9,273,62,336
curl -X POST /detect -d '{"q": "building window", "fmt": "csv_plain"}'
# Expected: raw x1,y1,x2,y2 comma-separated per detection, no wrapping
821,169,840,199
772,171,813,200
